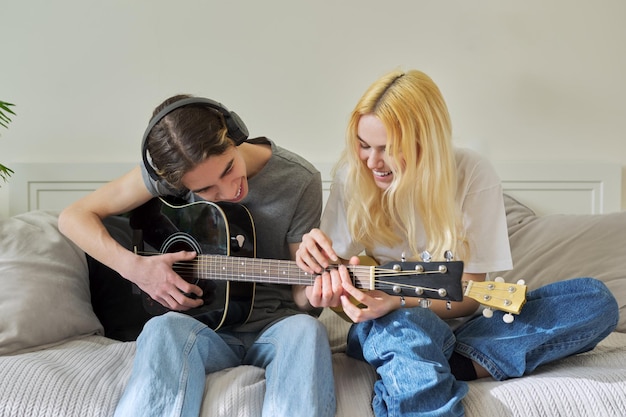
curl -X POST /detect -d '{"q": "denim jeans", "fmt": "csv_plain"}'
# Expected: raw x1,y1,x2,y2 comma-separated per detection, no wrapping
114,312,336,417
347,277,619,417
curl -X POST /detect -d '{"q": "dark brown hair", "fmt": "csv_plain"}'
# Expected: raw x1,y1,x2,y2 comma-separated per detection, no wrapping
146,94,233,189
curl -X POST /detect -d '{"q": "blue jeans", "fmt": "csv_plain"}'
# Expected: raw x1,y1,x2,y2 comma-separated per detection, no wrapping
115,312,335,417
346,278,619,417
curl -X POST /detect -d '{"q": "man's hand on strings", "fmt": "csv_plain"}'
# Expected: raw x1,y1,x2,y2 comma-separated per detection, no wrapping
305,264,354,308
130,251,204,311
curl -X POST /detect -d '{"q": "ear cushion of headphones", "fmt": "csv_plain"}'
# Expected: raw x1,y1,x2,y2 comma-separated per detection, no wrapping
141,97,249,181
222,109,249,145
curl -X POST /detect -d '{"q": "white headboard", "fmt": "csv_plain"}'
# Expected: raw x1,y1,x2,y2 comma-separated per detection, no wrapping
5,161,622,217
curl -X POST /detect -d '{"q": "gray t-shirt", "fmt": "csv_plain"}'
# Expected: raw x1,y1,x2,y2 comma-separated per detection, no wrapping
141,137,323,332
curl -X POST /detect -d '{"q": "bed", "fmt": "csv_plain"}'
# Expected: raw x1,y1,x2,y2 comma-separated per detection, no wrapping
1,161,625,417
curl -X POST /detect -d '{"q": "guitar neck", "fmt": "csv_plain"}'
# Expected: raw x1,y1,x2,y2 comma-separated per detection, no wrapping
182,254,375,287
175,254,465,302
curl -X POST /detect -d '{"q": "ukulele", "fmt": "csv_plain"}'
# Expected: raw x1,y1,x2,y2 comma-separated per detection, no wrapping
130,196,526,329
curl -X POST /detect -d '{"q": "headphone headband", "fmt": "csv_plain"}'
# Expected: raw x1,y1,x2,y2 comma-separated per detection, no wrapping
141,96,249,181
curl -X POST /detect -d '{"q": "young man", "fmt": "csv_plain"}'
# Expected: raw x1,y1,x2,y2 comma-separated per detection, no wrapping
58,95,336,417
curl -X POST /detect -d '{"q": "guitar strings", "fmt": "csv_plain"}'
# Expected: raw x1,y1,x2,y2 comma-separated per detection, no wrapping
464,288,515,302
138,252,448,292
135,250,448,293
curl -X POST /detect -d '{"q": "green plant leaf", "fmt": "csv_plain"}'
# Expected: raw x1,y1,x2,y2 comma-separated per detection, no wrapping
0,163,13,183
0,100,16,184
0,118,11,128
0,101,16,129
0,101,16,115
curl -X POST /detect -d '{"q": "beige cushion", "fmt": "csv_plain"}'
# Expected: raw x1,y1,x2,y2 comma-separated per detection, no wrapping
496,194,626,332
0,211,103,355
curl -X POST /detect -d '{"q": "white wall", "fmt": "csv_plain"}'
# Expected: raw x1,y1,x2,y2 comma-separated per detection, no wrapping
1,0,625,217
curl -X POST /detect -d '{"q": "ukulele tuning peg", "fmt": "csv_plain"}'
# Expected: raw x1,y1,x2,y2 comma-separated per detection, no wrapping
444,250,454,261
420,250,432,262
484,307,515,324
517,279,526,286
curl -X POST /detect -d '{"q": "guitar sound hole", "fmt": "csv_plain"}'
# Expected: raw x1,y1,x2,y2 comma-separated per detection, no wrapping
161,232,201,256
160,233,217,305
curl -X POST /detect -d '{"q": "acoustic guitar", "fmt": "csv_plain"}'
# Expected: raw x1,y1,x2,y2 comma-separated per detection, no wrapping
130,197,526,329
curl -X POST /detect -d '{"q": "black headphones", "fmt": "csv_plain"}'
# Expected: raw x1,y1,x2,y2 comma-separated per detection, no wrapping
141,97,249,181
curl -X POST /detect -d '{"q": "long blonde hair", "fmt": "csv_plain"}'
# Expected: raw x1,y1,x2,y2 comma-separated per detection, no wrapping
339,69,467,261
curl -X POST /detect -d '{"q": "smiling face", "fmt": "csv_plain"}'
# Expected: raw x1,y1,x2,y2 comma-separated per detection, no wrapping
180,145,249,203
356,114,397,190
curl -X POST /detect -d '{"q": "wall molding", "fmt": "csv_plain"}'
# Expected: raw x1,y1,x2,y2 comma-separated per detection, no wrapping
6,161,622,217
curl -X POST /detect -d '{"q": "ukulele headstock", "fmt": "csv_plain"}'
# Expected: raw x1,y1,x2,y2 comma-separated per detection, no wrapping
464,277,527,323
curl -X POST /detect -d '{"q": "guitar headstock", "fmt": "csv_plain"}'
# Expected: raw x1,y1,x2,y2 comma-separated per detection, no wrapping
464,277,527,322
355,260,465,302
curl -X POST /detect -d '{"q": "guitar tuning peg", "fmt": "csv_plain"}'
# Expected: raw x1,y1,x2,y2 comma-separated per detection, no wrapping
401,252,406,262
444,250,454,261
517,279,526,286
420,250,432,262
482,308,494,319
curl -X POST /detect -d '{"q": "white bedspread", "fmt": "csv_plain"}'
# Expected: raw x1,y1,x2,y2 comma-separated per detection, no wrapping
1,328,625,417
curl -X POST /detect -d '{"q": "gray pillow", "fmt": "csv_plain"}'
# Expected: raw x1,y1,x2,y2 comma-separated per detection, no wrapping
496,194,626,332
0,211,103,355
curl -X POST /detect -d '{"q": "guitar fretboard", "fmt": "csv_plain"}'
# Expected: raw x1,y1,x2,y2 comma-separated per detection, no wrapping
198,255,320,285
172,254,464,300
173,254,377,289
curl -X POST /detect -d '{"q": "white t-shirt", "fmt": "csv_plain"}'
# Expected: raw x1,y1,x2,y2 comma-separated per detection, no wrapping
321,147,513,275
